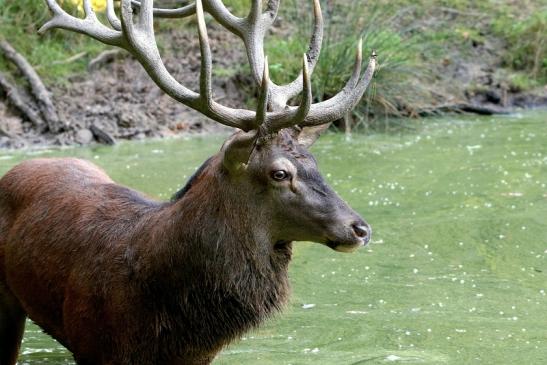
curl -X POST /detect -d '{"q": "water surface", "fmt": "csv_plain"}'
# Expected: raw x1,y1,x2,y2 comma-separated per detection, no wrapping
1,111,546,364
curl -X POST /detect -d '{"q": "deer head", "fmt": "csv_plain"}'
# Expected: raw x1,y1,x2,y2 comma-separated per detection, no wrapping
40,0,376,252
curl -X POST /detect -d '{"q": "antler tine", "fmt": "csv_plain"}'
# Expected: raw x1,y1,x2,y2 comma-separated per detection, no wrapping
249,0,263,24
106,0,122,31
256,57,270,129
196,0,212,104
130,0,272,98
40,0,375,135
39,0,124,46
119,0,254,129
347,38,363,89
306,0,324,71
138,0,154,32
82,0,96,19
264,0,281,23
203,0,245,36
265,55,312,133
171,2,269,98
41,0,259,130
131,0,197,19
120,0,143,43
269,0,323,109
264,45,373,129
130,0,260,32
302,51,377,127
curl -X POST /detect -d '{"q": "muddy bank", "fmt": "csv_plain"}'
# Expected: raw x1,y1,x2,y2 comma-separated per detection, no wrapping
0,24,546,149
0,27,248,149
390,15,547,119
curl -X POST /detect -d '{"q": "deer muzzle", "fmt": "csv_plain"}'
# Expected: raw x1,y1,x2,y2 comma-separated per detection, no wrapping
325,218,372,253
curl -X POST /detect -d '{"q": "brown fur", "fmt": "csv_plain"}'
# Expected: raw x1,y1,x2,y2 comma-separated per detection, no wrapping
0,157,291,364
0,131,369,364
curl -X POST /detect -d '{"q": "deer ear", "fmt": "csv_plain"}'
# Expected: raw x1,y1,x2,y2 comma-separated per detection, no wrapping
294,124,331,148
221,130,258,173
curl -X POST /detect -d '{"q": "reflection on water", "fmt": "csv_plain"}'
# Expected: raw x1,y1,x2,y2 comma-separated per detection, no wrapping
2,110,546,364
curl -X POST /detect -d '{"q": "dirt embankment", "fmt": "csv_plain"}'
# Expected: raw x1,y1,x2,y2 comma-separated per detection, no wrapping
0,27,248,149
422,32,547,116
0,23,546,149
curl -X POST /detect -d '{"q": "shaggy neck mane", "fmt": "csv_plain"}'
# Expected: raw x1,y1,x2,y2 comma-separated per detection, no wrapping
170,156,214,202
136,156,292,354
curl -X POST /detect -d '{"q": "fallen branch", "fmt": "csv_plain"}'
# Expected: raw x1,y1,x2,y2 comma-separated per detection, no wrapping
88,49,121,71
52,51,88,66
417,103,511,116
0,40,64,133
436,7,487,18
90,124,116,145
0,73,45,129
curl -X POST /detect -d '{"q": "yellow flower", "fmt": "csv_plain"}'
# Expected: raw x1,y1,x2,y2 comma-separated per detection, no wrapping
65,0,107,12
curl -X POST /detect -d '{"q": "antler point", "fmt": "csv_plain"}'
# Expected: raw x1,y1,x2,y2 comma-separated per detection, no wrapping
263,56,270,83
302,54,310,78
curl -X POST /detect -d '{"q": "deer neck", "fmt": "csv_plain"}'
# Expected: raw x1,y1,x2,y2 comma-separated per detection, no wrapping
143,156,292,316
170,157,292,277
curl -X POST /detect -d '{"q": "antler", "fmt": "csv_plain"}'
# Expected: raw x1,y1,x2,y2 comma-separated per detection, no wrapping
40,0,376,135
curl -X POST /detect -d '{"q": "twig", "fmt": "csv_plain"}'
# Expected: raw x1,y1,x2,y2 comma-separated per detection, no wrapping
0,40,64,133
52,51,88,66
88,50,121,71
436,7,488,18
90,124,116,145
0,72,45,129
343,112,351,137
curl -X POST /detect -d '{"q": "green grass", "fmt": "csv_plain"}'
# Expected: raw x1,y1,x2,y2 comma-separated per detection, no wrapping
493,8,547,85
261,0,544,129
0,0,106,85
260,0,425,128
270,0,440,130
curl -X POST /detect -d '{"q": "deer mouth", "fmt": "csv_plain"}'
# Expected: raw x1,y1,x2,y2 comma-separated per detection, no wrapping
324,221,371,252
325,239,366,253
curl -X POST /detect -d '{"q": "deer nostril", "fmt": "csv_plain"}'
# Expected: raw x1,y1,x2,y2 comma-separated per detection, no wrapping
352,224,369,238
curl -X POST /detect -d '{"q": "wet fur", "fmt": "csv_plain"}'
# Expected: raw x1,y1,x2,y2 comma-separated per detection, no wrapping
0,157,291,364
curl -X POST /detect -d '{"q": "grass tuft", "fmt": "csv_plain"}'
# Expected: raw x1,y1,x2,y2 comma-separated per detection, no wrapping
0,0,106,85
493,8,547,85
265,0,426,130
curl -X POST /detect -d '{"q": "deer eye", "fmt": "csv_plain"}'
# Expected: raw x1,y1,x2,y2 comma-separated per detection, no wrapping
271,170,289,181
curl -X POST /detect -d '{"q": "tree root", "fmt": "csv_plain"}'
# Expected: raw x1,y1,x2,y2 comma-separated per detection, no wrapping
88,50,121,71
0,72,45,130
90,124,116,145
0,40,65,133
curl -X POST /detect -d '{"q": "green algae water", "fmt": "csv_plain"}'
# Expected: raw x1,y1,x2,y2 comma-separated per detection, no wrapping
1,110,546,364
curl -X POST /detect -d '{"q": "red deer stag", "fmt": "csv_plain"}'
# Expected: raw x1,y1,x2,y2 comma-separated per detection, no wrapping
0,0,376,364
